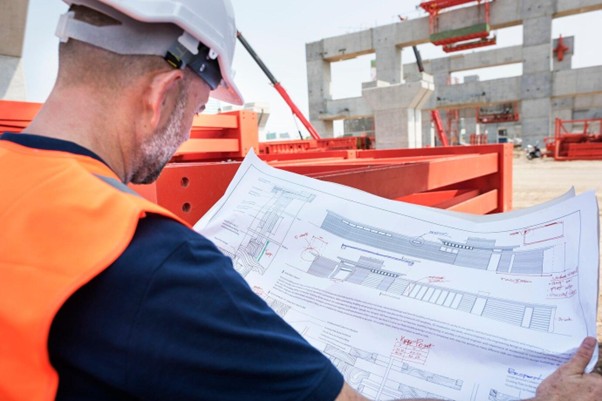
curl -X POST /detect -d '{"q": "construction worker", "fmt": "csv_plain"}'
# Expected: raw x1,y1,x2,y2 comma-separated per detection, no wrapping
0,0,601,400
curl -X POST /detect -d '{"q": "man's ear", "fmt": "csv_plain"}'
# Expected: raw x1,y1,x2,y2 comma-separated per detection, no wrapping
144,69,184,131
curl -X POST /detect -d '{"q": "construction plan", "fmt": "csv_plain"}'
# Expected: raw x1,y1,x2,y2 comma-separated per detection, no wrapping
194,150,599,401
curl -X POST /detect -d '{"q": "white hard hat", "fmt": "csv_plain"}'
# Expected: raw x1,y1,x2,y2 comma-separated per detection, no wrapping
56,0,243,105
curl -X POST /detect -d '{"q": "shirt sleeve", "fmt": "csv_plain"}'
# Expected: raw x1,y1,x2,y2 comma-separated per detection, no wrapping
49,215,344,401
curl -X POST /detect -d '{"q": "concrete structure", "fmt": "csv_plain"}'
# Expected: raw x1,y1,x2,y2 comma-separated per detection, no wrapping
362,74,434,148
1,0,29,100
306,0,602,148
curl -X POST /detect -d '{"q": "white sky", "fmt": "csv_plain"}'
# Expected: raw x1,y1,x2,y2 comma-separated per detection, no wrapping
22,1,602,137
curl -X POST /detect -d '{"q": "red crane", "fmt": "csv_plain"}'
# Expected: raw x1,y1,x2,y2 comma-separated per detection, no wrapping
236,31,321,140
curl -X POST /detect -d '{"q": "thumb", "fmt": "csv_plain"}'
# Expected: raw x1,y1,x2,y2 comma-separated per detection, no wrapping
561,337,597,375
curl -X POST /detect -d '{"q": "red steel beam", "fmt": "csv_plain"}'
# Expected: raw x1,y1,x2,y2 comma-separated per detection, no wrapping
0,100,513,222
130,162,242,225
302,153,498,200
130,145,511,226
420,0,480,13
446,189,498,214
398,189,480,207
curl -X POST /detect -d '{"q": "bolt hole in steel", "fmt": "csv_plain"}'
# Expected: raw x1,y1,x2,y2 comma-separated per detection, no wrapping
182,203,191,213
181,177,190,187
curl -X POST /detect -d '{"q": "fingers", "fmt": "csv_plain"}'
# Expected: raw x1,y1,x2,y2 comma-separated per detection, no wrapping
562,336,597,375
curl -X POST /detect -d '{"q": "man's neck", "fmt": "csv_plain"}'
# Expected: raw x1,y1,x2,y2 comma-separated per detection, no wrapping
25,86,130,182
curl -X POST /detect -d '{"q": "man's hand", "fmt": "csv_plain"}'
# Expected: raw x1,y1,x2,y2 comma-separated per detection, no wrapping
336,337,602,401
531,337,602,401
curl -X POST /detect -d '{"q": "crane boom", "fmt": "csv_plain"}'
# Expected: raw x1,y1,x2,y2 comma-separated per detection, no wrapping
236,31,322,140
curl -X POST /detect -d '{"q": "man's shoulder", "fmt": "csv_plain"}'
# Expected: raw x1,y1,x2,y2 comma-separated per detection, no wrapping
122,213,223,267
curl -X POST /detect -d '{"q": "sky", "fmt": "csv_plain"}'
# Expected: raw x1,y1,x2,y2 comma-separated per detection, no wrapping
21,1,602,138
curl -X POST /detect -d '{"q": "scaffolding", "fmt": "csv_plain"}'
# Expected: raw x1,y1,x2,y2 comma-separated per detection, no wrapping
477,103,519,124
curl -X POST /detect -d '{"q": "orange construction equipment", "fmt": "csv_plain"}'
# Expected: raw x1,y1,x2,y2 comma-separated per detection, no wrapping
469,133,488,145
477,103,519,124
0,100,40,131
431,110,450,146
446,108,460,145
1,99,513,224
258,136,373,155
545,117,602,160
420,0,496,53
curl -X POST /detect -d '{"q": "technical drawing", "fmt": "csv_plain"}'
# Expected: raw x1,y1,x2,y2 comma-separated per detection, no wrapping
220,183,561,332
236,240,268,276
296,232,329,261
225,182,559,331
393,383,452,400
392,337,433,366
489,388,518,401
226,185,317,277
200,158,596,401
321,210,570,275
323,343,456,401
341,243,416,266
308,254,556,332
263,295,291,318
400,363,463,390
255,186,316,234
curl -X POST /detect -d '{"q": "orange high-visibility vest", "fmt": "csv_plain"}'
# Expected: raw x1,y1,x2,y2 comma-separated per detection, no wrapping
0,140,189,401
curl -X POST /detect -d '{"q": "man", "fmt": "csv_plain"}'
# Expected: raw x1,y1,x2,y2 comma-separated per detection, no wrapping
0,0,601,400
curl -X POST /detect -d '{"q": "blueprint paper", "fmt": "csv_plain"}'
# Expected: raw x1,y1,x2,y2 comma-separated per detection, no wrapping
194,150,599,401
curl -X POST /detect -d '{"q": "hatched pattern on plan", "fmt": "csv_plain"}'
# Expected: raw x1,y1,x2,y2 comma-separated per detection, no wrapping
511,250,545,274
308,254,555,331
321,211,551,275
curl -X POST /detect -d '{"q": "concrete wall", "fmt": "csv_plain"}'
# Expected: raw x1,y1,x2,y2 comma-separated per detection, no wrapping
1,0,29,57
0,55,27,100
1,0,29,100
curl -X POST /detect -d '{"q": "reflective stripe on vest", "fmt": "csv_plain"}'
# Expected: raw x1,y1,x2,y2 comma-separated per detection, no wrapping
0,140,188,401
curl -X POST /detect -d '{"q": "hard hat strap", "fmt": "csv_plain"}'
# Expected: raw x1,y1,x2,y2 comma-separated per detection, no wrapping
165,39,222,91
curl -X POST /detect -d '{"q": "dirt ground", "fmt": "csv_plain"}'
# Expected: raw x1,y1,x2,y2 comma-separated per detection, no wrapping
511,153,602,362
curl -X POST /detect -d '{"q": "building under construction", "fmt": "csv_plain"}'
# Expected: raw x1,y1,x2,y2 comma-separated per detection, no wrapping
304,0,602,148
3,0,602,150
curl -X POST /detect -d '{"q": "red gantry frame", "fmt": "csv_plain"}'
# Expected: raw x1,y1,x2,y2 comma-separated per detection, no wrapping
545,117,602,160
420,0,496,53
1,100,512,225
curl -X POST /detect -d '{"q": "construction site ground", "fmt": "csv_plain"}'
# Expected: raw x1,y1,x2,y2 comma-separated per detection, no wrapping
511,152,602,367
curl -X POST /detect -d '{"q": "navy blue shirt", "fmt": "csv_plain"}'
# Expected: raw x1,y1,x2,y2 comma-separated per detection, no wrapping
1,133,343,401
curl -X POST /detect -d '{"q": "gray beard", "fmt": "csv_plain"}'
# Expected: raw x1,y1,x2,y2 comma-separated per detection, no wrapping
130,91,188,184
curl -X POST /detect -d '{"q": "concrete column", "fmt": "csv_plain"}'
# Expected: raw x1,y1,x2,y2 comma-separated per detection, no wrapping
373,24,403,84
430,58,451,88
552,97,574,123
306,40,334,137
520,0,554,146
362,73,434,149
421,110,434,147
463,109,478,141
0,56,27,100
422,57,450,146
0,0,29,100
